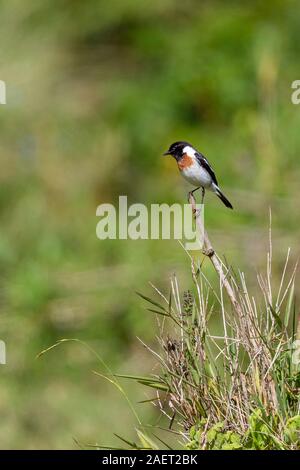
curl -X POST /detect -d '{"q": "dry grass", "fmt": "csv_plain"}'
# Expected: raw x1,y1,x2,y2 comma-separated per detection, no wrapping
132,224,300,450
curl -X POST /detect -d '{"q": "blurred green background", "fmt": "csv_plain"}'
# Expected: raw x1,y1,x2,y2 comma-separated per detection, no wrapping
0,0,300,449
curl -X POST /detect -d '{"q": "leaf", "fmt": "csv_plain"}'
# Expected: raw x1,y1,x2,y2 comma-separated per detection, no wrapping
138,380,169,392
136,430,158,450
136,292,166,311
147,308,170,317
168,289,172,315
269,304,283,329
114,373,160,382
284,415,300,444
284,282,295,328
138,397,160,404
113,433,140,449
114,373,170,392
152,433,174,450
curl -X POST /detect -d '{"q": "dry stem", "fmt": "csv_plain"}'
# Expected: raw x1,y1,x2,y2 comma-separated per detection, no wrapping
189,192,243,319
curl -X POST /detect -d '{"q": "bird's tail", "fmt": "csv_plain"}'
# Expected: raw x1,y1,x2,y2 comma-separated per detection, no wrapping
214,186,233,209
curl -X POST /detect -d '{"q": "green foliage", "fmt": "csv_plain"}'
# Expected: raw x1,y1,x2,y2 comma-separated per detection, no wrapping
114,241,300,450
187,411,300,450
246,409,277,449
188,421,243,450
284,416,300,446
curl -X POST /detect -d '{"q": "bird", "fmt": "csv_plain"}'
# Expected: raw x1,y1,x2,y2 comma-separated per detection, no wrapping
163,141,233,209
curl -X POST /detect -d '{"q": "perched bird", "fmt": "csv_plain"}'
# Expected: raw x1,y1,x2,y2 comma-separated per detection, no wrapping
163,141,233,209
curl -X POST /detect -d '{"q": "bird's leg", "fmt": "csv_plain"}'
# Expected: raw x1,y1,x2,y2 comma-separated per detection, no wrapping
192,188,205,219
189,187,205,219
187,186,201,203
188,187,202,218
192,186,201,196
201,187,205,205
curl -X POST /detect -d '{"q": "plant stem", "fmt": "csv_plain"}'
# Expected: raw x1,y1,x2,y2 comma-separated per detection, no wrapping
188,192,243,318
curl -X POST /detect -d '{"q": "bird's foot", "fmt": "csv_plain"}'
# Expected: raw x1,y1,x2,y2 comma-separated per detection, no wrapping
193,208,201,219
200,187,205,205
188,187,201,203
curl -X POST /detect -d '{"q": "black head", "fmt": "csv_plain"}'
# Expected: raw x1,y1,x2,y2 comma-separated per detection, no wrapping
163,141,191,160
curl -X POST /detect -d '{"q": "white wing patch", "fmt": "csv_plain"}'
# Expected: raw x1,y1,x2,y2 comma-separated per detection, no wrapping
183,145,196,157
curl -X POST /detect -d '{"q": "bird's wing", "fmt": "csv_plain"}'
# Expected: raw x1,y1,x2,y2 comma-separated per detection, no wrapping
195,151,218,186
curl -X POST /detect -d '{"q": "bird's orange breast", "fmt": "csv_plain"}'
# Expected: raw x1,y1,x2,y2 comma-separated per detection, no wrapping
177,153,194,170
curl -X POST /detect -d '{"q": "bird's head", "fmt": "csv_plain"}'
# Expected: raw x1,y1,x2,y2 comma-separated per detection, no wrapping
163,141,193,160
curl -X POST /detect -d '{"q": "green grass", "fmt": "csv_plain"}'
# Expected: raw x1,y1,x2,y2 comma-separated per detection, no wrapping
103,227,300,450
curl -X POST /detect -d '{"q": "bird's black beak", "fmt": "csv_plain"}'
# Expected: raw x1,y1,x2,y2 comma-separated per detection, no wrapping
163,150,171,156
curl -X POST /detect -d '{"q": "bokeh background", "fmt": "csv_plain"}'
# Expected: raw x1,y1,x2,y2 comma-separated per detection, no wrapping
0,0,300,449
